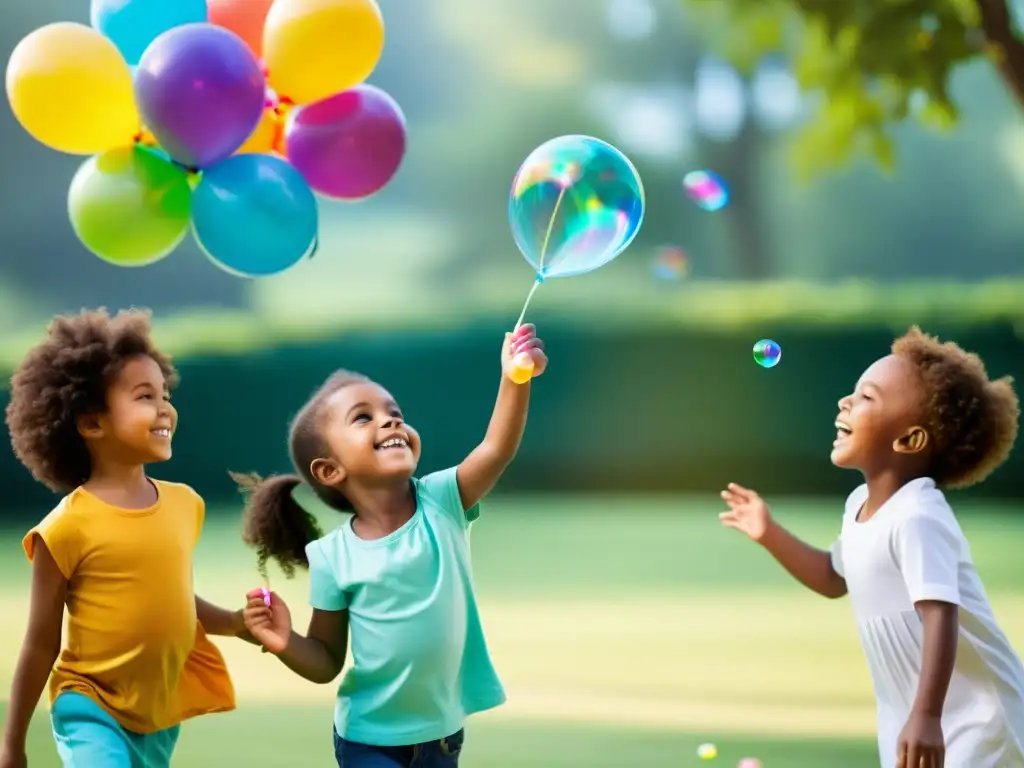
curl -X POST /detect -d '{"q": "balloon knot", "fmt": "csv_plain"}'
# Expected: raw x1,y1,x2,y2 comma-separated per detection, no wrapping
536,273,546,284
273,100,294,121
170,159,199,174
135,128,157,148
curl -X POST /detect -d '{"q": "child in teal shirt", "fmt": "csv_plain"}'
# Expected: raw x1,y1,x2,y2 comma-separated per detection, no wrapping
239,325,547,767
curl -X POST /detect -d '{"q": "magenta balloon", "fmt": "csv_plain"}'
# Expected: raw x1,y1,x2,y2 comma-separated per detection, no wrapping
135,23,265,168
284,85,407,200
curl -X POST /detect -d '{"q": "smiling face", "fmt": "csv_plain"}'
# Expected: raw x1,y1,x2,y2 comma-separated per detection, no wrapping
311,381,422,488
80,355,177,465
832,354,930,474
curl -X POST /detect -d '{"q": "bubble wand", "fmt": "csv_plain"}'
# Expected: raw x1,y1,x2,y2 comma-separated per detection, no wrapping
508,186,566,384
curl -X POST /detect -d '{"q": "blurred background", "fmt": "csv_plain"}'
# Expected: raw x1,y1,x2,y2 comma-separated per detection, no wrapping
2,0,1023,765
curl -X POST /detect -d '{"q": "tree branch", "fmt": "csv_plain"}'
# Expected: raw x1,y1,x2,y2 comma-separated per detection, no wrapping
977,0,1024,108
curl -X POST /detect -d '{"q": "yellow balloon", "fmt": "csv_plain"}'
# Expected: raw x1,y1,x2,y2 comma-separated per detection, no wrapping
6,22,139,155
235,105,286,155
264,0,384,105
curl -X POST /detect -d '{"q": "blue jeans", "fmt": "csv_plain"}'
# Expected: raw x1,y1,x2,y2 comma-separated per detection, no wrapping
334,729,465,767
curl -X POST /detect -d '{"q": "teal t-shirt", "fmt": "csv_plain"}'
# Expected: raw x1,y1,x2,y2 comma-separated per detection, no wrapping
304,467,506,746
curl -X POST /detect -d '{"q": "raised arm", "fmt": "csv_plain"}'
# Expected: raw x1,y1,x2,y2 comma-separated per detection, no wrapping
456,324,547,510
760,522,848,599
2,539,66,763
721,483,847,599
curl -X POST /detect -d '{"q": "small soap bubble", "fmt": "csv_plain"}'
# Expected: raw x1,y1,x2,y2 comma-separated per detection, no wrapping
652,245,688,280
697,742,718,760
753,339,782,368
683,170,728,211
737,759,762,768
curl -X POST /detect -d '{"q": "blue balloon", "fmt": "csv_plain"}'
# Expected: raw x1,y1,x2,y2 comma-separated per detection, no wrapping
91,0,208,66
191,154,319,277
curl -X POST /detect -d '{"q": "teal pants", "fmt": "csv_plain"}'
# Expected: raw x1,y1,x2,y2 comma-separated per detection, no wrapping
51,693,180,768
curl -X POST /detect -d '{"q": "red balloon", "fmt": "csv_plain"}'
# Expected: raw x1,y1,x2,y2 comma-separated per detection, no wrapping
207,0,275,58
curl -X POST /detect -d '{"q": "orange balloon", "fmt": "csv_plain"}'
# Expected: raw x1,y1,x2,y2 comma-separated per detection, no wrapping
207,0,276,58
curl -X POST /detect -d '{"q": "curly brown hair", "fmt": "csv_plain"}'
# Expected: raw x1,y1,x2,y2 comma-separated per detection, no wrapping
233,370,368,579
5,308,177,493
892,327,1019,489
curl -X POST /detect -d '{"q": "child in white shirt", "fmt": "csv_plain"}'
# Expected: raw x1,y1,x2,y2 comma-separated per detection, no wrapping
721,327,1023,768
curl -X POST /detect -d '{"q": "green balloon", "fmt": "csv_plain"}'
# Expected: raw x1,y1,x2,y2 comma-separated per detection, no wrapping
68,147,191,267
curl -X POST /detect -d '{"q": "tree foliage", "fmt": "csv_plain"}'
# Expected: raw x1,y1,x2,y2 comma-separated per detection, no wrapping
686,0,1024,175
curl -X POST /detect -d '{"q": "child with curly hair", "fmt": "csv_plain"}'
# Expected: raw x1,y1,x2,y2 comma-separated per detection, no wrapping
236,324,547,767
721,327,1023,768
0,309,254,768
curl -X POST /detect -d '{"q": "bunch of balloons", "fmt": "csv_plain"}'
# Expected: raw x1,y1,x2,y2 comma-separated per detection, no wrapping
5,0,406,277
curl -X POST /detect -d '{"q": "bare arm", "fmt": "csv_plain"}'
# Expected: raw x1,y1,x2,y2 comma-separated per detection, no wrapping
761,521,848,599
275,609,349,685
457,326,546,510
910,600,958,716
457,376,531,510
3,538,66,753
195,595,258,645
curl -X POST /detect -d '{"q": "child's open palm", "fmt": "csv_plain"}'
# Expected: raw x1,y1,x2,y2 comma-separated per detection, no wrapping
719,483,773,542
244,588,292,654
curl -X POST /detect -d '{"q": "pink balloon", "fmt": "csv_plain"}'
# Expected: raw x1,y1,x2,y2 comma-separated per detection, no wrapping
284,85,406,200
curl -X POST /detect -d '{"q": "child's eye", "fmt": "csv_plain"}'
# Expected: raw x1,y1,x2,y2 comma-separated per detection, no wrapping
354,413,371,423
390,409,403,420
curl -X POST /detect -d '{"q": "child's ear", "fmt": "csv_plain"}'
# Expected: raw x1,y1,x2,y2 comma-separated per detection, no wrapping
310,458,345,486
76,413,104,441
893,426,929,455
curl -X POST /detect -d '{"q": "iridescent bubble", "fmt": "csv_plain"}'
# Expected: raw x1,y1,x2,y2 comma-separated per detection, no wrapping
737,759,762,768
683,170,728,211
652,245,688,280
753,339,782,368
509,135,645,280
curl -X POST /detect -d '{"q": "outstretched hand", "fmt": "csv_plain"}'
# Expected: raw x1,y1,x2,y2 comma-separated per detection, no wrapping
243,588,292,655
503,323,547,377
719,483,773,542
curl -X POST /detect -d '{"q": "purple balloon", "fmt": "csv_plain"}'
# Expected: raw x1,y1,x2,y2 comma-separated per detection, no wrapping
135,23,265,169
285,85,407,200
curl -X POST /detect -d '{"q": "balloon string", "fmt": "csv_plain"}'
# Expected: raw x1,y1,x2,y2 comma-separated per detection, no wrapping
514,185,566,331
538,186,566,274
513,278,542,331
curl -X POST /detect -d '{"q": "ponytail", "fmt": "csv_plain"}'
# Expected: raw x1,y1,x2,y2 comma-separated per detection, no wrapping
232,472,324,579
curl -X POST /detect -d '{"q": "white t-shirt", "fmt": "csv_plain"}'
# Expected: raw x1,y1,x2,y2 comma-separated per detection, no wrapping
829,477,1024,768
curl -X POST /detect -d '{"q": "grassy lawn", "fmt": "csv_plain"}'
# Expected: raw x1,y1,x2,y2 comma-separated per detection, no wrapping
1,494,1022,766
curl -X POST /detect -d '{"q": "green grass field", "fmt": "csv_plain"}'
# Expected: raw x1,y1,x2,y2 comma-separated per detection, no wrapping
2,494,1023,767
